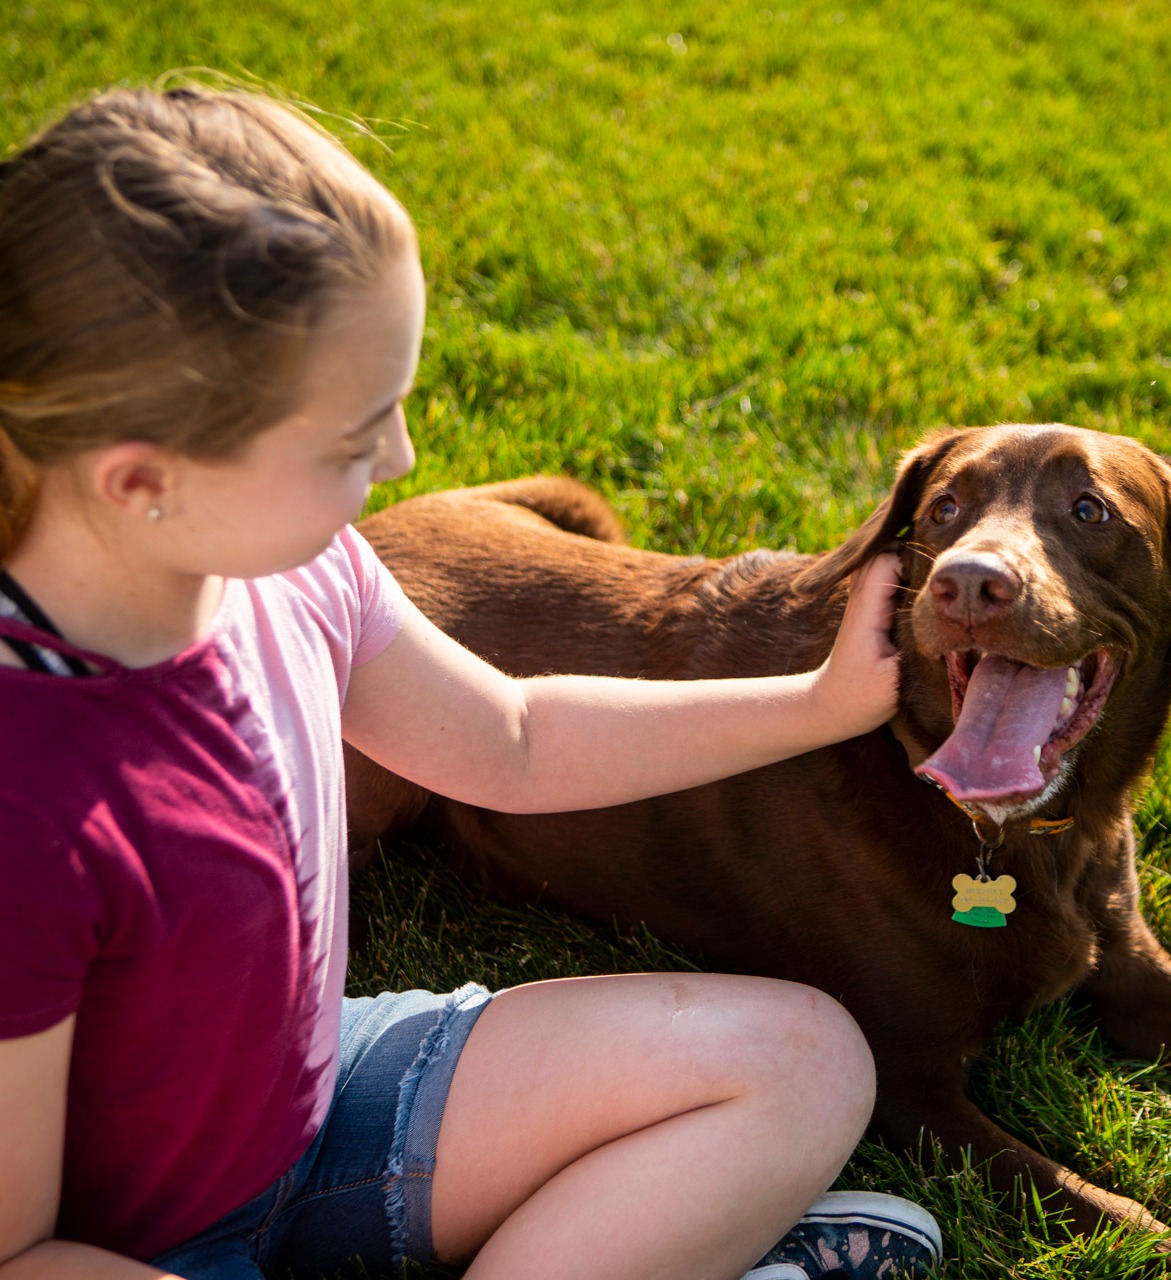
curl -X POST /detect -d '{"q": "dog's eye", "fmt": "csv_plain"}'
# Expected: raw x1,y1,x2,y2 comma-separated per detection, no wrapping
929,495,959,524
1072,494,1110,524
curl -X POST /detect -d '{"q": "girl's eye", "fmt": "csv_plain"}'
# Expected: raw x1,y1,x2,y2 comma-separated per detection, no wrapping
348,433,386,463
1072,494,1110,524
930,495,959,525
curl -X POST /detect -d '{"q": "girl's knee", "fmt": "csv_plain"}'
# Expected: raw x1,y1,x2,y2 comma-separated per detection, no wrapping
805,982,872,1060
741,978,876,1123
808,984,876,1105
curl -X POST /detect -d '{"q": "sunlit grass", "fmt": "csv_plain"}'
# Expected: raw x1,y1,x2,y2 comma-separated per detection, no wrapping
6,1,1171,1273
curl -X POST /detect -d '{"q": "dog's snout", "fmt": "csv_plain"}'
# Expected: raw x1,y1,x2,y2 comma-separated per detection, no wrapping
929,551,1021,623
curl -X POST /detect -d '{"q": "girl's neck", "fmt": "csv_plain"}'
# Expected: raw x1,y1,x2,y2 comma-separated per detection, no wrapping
4,507,225,669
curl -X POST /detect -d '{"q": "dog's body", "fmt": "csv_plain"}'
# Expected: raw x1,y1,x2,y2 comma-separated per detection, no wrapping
348,424,1171,1236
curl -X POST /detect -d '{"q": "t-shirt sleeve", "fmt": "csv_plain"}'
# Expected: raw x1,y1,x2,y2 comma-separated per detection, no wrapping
275,526,408,705
338,524,408,667
0,803,103,1038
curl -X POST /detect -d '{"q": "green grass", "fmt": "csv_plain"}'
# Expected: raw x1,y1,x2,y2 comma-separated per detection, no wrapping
7,0,1171,1273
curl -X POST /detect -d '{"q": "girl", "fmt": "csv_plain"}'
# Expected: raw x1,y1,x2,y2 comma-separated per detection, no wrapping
0,85,941,1279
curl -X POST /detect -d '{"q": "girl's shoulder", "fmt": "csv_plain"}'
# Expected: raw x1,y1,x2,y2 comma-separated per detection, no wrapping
242,524,407,671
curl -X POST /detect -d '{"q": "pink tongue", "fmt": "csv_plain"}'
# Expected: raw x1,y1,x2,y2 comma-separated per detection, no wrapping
915,655,1068,802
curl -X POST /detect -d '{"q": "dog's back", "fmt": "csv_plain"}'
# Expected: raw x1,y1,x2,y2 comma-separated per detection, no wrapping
347,427,1171,1237
357,476,841,684
350,475,944,1010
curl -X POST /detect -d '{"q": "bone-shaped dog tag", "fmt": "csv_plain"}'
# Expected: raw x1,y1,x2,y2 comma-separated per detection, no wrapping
951,873,1017,928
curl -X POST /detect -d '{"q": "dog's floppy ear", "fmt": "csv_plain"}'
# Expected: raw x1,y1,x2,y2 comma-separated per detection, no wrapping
792,429,968,595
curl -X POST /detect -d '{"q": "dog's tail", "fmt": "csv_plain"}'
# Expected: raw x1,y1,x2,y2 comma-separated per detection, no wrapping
470,475,628,545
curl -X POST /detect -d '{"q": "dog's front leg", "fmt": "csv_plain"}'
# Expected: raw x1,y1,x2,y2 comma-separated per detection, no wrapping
872,1072,1170,1240
1077,845,1171,1061
1080,914,1171,1062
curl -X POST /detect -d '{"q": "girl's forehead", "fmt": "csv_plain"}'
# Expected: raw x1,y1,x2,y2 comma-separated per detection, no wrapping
321,250,425,341
257,255,425,444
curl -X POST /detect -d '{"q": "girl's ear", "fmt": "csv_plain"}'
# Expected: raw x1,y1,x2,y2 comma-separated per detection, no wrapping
791,429,968,596
88,442,176,519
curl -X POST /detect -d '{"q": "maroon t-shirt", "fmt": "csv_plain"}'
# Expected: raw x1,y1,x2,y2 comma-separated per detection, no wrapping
0,528,404,1259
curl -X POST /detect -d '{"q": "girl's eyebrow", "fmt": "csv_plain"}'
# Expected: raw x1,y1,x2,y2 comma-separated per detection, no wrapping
341,393,408,441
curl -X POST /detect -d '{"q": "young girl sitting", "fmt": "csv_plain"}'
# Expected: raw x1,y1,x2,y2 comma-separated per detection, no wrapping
0,85,941,1279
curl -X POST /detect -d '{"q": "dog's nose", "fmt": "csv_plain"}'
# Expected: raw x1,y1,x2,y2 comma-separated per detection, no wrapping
929,551,1021,623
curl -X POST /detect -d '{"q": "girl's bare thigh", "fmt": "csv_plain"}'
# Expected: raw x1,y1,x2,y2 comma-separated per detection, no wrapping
429,971,875,1277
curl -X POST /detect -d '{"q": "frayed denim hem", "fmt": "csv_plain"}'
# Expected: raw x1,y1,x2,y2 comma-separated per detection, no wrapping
382,982,494,1268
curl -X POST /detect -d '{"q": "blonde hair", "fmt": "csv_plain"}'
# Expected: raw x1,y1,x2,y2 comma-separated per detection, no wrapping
0,84,416,558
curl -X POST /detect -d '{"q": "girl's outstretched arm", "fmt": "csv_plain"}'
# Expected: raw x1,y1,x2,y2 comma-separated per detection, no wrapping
342,550,901,814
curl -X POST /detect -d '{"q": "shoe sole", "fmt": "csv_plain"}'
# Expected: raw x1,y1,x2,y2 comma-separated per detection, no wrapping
748,1266,829,1279
799,1190,944,1260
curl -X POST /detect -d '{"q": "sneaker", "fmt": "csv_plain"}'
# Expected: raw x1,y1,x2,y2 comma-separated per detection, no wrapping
742,1190,943,1278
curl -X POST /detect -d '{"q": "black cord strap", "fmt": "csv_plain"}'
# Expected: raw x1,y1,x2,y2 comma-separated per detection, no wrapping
0,570,92,675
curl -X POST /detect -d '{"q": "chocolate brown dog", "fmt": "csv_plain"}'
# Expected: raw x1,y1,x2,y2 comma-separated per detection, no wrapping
347,423,1171,1237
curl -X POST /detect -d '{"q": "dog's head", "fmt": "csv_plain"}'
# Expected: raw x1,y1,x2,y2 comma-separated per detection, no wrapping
796,424,1171,824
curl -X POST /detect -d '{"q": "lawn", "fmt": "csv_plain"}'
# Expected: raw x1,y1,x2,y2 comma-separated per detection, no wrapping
5,0,1171,1274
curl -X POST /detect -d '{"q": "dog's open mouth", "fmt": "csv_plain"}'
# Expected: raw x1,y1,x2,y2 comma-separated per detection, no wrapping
914,648,1117,804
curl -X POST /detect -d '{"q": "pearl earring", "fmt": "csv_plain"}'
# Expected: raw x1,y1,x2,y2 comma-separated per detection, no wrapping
147,505,163,523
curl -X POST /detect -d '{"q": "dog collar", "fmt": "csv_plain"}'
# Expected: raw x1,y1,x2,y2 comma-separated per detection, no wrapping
886,720,1074,928
947,793,1075,843
945,794,1073,929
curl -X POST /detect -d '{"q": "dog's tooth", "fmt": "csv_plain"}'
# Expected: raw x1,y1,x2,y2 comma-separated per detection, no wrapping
1033,745,1042,765
1060,697,1072,717
1066,667,1079,696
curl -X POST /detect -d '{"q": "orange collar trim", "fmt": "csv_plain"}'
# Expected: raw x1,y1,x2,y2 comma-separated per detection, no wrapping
946,792,1075,843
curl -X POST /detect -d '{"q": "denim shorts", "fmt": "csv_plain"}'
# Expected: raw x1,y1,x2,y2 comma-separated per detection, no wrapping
150,983,494,1280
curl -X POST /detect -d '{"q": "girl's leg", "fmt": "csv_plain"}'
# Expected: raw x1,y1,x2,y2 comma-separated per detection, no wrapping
429,971,876,1280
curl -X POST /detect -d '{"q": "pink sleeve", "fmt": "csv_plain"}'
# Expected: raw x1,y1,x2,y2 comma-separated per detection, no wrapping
338,524,408,667
277,525,407,686
0,804,103,1038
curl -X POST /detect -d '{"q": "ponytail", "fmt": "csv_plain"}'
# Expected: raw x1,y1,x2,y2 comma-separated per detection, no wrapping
0,422,38,563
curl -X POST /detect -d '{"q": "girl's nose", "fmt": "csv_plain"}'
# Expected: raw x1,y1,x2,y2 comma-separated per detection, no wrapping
372,410,415,481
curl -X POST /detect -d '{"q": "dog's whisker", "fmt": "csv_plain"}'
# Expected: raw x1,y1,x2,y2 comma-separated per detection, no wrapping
901,540,935,564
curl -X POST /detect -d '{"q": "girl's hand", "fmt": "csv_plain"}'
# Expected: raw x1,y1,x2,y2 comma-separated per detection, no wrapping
809,551,902,741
